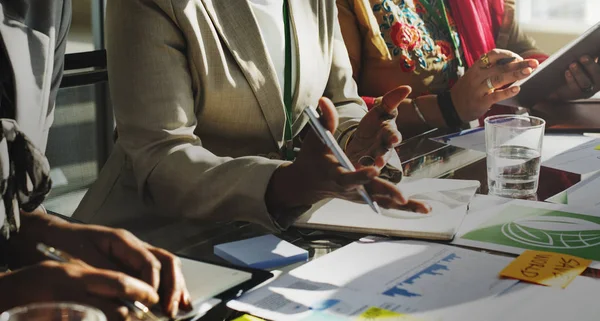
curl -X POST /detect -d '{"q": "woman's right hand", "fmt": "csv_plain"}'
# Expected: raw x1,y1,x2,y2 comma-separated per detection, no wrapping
450,49,539,122
0,261,159,320
266,97,430,216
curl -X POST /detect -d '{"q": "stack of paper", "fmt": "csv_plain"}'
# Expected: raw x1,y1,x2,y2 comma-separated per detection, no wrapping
214,235,308,269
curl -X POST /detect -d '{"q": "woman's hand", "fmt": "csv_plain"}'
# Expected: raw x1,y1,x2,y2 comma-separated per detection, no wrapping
551,55,600,101
346,86,409,169
0,261,159,320
266,97,431,215
9,210,192,318
450,49,539,122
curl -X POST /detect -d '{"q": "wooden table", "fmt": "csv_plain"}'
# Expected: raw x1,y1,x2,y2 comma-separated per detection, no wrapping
181,101,600,320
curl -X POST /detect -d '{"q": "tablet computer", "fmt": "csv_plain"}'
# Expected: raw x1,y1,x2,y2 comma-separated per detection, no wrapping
171,256,273,320
503,21,600,108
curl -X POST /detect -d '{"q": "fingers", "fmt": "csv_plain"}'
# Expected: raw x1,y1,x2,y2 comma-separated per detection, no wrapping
317,97,339,133
377,86,411,117
82,269,160,306
560,70,583,99
481,67,531,95
367,177,407,205
95,228,162,290
486,49,523,64
483,86,521,106
83,296,131,321
569,61,594,91
334,166,379,190
380,122,402,148
147,246,192,318
400,200,432,214
580,55,600,85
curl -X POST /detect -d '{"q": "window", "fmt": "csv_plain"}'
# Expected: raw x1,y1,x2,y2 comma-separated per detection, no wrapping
517,0,600,33
45,0,110,216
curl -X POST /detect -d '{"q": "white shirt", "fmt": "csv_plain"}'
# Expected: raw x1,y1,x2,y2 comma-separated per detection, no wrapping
248,0,297,99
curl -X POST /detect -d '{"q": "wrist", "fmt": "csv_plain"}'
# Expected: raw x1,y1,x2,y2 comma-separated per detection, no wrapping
265,163,304,215
439,90,464,129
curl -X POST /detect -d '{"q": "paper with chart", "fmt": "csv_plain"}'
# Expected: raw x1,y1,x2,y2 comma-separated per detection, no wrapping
547,171,600,207
455,199,600,268
293,179,480,240
228,241,520,321
542,138,600,174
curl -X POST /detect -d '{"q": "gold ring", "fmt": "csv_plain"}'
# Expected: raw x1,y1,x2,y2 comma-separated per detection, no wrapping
480,53,492,69
486,78,495,92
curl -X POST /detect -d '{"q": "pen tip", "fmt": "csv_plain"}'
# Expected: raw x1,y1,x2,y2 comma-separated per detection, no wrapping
372,201,382,214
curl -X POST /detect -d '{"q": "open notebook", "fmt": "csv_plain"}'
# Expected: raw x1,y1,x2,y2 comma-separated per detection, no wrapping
293,178,480,240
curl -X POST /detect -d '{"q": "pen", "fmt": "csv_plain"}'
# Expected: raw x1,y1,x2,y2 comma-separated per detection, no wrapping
303,106,382,214
36,243,161,321
497,57,516,65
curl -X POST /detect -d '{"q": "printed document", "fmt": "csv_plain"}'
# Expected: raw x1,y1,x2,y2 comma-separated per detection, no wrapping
547,171,600,208
228,241,519,320
454,199,600,269
229,239,600,321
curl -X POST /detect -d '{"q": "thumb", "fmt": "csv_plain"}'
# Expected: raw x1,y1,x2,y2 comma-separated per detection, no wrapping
380,86,412,115
317,97,339,133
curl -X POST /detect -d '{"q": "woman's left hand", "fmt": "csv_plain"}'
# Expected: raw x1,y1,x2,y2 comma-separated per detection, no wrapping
346,86,409,169
552,55,600,101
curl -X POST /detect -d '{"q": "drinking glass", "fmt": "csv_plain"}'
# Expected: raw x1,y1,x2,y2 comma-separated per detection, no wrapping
485,114,545,197
0,303,106,321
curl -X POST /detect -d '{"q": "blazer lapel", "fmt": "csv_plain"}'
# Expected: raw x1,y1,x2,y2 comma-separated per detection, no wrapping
201,0,287,147
0,4,49,148
288,0,319,133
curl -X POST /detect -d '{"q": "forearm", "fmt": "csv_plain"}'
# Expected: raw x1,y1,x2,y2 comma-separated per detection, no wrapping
396,95,448,136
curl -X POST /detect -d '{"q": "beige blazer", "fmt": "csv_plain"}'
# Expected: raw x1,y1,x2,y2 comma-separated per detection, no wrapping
73,0,367,251
0,0,70,152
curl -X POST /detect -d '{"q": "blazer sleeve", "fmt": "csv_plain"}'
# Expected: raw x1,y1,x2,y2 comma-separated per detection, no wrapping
106,0,284,230
327,2,368,147
496,0,548,60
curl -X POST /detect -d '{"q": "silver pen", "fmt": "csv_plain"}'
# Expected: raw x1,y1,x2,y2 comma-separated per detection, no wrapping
36,243,161,321
303,106,382,214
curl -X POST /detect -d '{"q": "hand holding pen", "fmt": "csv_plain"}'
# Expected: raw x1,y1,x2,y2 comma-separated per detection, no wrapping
36,243,162,321
265,97,430,215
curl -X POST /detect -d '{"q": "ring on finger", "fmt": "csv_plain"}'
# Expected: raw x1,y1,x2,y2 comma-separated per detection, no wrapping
485,77,495,92
582,84,595,93
480,53,492,69
358,155,376,167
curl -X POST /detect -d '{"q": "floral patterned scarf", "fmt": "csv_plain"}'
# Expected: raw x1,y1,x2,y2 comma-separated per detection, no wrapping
448,0,504,67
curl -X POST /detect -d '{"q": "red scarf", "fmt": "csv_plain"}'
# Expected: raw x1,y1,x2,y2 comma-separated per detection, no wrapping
448,0,504,67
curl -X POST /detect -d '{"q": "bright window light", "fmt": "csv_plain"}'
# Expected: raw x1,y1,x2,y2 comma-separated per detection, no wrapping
517,0,600,33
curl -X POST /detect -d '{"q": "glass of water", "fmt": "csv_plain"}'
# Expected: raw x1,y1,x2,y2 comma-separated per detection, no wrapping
0,303,106,321
485,114,545,198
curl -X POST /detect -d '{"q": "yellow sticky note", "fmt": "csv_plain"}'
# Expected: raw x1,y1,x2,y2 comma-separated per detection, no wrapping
232,315,265,321
499,250,591,288
595,145,600,150
358,307,424,320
